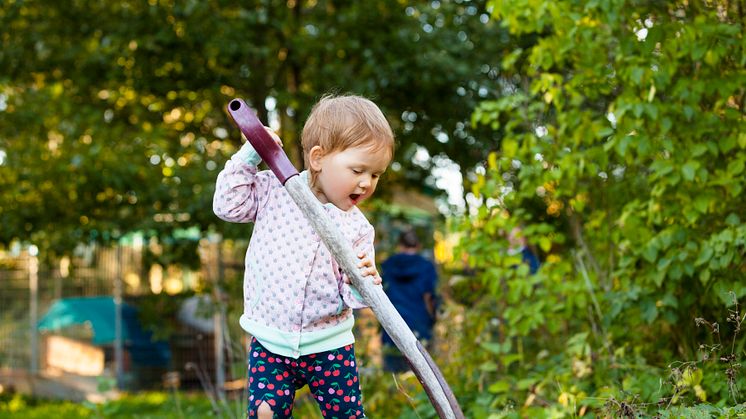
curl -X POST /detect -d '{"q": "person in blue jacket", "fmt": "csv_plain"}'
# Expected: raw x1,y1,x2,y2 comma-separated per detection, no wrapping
380,229,438,373
508,227,540,274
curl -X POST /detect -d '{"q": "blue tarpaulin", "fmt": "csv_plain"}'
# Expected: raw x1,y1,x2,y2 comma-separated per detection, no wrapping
37,296,171,366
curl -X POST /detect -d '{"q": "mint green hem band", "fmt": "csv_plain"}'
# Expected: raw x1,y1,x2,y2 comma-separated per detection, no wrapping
235,142,262,166
239,315,355,359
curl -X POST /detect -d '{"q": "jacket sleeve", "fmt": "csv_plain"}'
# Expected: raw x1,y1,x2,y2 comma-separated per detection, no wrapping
213,143,274,223
338,223,376,309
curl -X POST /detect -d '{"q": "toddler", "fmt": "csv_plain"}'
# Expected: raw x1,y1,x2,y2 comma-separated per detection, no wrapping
214,94,394,418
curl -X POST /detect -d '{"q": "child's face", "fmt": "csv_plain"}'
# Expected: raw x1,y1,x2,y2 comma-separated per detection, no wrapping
309,143,391,211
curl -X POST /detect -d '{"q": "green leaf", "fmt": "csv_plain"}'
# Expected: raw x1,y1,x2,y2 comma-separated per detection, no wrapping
633,104,645,118
502,48,523,70
657,257,671,271
695,246,714,266
479,361,498,372
517,378,539,390
725,213,741,226
661,292,679,308
691,144,708,157
500,353,523,367
502,138,518,158
539,236,552,252
650,160,673,179
727,158,744,177
487,152,498,170
693,195,709,214
488,380,511,394
681,161,699,181
669,263,683,280
683,106,695,120
642,242,658,263
630,67,645,85
641,299,659,323
720,135,736,153
653,270,666,287
692,44,707,60
616,135,632,157
661,117,673,133
481,342,505,354
645,104,658,120
598,127,614,137
727,182,743,197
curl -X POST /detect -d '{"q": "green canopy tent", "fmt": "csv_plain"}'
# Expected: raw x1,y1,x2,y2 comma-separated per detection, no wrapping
37,296,171,367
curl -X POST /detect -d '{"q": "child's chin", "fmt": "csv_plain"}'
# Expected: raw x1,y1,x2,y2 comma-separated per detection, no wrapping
330,200,353,211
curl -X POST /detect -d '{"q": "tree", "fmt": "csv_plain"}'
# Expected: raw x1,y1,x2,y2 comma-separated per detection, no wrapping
0,0,505,256
456,0,746,414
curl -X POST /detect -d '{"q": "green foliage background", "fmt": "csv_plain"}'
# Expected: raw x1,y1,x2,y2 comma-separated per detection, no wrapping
0,0,502,257
452,0,746,416
1,0,746,417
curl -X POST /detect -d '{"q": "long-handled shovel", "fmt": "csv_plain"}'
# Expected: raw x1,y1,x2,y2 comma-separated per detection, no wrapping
226,98,464,419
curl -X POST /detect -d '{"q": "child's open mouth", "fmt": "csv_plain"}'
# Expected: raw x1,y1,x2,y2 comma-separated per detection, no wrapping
349,194,361,204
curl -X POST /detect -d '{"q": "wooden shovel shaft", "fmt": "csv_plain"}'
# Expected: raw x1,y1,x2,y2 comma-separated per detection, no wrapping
283,178,463,419
226,99,464,419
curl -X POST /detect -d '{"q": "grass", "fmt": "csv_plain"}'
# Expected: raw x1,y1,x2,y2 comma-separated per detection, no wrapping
0,369,434,418
0,391,215,418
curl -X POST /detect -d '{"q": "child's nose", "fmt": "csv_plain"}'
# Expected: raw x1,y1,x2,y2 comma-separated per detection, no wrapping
359,176,371,188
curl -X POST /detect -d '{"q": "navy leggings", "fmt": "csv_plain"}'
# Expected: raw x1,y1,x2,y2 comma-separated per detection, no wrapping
247,338,365,418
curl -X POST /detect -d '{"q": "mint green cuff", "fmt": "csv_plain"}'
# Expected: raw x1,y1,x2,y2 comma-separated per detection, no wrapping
235,142,262,166
350,287,363,302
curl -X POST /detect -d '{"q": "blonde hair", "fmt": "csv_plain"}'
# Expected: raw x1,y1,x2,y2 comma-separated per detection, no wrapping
301,94,395,177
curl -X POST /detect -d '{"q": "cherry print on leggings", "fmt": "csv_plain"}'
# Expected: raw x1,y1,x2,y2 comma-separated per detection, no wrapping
247,338,365,418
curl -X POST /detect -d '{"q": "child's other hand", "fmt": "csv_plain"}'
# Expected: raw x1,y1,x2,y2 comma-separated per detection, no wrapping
354,252,382,285
264,126,283,147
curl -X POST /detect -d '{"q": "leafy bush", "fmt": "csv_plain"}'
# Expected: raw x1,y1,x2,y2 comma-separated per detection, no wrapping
437,0,746,416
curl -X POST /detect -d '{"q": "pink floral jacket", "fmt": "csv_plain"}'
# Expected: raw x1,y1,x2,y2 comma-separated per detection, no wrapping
213,151,373,358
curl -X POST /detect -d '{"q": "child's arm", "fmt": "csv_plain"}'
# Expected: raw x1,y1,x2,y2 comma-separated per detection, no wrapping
213,140,276,223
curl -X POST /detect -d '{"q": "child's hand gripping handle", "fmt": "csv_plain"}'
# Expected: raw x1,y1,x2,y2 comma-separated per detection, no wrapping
226,99,299,185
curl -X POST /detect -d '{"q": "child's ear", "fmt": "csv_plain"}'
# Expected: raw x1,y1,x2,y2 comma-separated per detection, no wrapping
308,145,325,172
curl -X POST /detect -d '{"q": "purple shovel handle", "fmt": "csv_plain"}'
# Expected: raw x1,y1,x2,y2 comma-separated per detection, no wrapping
226,98,299,185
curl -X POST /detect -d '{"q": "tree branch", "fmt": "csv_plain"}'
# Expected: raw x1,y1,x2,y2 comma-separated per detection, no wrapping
568,209,604,288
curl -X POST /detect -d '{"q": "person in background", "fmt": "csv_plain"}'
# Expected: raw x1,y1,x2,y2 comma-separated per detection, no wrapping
508,227,540,274
380,229,438,373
